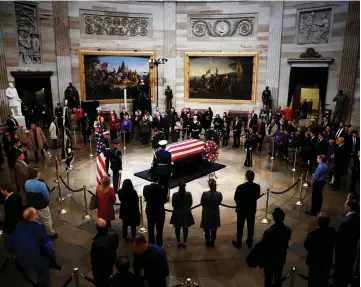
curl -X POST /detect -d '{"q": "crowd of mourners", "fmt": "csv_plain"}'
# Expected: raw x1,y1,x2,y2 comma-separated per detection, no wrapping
0,103,359,287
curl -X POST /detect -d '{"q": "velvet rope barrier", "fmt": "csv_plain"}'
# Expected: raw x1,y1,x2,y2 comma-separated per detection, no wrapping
60,274,73,287
270,177,301,195
58,174,84,192
87,189,121,206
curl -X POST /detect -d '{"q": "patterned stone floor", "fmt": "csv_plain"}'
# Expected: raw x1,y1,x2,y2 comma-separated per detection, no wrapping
0,134,351,287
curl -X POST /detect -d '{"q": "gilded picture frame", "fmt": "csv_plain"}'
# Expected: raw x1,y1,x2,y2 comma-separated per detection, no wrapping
79,50,155,104
184,52,258,104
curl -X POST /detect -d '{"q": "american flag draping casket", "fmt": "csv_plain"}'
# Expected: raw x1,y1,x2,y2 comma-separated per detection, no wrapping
165,139,205,162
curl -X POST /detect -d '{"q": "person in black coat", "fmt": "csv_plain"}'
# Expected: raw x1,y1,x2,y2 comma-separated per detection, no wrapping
304,212,336,287
110,256,140,287
7,113,18,136
213,114,223,131
232,117,243,148
0,183,23,235
260,208,292,287
143,175,168,247
250,110,258,126
309,131,318,172
332,137,348,190
118,179,140,241
232,170,261,249
91,218,119,287
316,132,328,157
334,200,360,287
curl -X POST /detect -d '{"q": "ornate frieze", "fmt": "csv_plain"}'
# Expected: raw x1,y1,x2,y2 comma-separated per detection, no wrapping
188,14,256,38
14,2,42,65
296,7,332,45
81,10,151,37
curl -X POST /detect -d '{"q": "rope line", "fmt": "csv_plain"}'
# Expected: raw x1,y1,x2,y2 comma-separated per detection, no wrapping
296,271,308,280
80,273,95,284
270,178,301,195
58,174,84,192
60,275,73,287
14,259,38,287
0,258,9,273
281,272,291,282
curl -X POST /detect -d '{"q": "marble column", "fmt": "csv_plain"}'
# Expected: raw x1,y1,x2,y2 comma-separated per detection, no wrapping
338,1,360,123
265,1,284,108
53,1,72,105
0,26,10,125
163,1,177,110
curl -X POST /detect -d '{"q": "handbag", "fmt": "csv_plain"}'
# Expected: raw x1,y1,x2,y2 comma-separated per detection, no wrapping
89,194,98,210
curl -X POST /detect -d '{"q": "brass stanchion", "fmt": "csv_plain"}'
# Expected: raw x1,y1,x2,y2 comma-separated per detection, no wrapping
123,131,126,150
271,138,275,160
57,171,67,215
82,185,92,221
261,189,271,224
289,267,296,287
89,136,94,158
73,267,80,287
138,195,148,234
55,157,63,202
296,175,304,206
303,160,309,187
292,149,297,172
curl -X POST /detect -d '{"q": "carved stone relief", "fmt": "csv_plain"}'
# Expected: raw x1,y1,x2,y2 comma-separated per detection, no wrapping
189,14,256,38
296,7,332,45
81,11,150,37
14,2,41,65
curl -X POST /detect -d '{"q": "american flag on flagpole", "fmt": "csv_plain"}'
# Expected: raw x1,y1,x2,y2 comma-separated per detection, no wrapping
96,152,106,185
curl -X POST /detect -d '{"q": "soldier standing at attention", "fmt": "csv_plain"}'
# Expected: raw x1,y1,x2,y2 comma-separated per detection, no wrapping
109,138,123,190
151,140,172,192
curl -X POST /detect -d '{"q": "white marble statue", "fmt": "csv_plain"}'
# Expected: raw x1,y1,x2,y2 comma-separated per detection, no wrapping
6,82,22,116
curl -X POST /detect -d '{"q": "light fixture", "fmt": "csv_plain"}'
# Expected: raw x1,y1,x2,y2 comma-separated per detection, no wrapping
149,58,168,107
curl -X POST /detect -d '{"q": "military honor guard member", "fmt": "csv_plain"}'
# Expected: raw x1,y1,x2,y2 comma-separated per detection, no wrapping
151,140,172,192
109,138,123,190
191,115,202,139
244,126,258,167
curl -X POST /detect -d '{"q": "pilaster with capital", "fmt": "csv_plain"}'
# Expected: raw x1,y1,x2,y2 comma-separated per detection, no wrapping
163,1,177,110
265,1,284,108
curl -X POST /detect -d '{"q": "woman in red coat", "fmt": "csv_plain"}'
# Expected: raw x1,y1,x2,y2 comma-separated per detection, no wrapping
96,176,116,227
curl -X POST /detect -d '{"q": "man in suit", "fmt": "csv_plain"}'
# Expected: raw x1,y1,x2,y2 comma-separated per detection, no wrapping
110,256,139,286
334,200,360,287
260,208,292,287
250,110,258,126
308,131,318,172
0,183,23,234
143,175,168,247
335,122,345,139
14,151,32,204
304,212,335,287
321,117,330,130
232,170,261,249
307,155,329,215
7,112,18,135
316,133,328,157
333,137,348,190
91,218,119,287
151,140,172,191
350,131,360,193
232,117,242,148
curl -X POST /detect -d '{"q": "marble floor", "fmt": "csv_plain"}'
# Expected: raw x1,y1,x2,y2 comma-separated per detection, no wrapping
0,133,352,287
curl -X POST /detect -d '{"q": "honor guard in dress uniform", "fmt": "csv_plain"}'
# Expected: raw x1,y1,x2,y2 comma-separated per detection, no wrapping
244,126,258,167
109,138,122,190
184,113,192,139
191,115,202,139
151,140,172,191
55,103,63,129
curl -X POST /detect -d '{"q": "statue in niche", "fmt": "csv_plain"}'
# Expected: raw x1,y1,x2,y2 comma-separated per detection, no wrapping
298,9,331,45
31,34,41,64
165,85,173,111
332,90,349,123
64,83,80,109
262,86,272,109
6,82,22,116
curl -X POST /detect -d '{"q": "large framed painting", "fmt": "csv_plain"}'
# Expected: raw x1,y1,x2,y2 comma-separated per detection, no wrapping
79,50,155,103
184,52,258,104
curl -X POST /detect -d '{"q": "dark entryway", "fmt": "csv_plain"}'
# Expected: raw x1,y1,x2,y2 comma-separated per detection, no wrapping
287,67,329,115
10,71,54,128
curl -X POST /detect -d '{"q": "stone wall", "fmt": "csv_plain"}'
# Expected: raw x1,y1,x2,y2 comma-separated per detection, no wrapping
0,1,358,124
0,1,59,113
278,1,349,108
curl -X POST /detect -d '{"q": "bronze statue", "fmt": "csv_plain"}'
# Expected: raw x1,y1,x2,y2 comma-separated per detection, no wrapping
165,85,173,111
262,86,272,109
64,83,80,109
332,90,349,123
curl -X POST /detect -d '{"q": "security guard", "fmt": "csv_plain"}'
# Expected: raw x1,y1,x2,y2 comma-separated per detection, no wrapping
109,138,122,190
244,126,258,167
151,140,172,191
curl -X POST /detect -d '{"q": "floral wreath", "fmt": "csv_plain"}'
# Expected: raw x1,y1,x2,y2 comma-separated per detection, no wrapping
151,130,165,149
202,140,219,163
